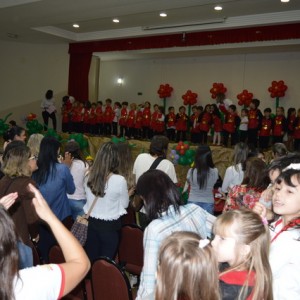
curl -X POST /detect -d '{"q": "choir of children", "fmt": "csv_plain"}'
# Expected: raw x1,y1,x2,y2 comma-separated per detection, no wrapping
61,96,299,150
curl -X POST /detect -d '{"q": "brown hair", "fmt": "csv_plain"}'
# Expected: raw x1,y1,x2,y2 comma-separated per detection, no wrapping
242,157,269,190
155,231,220,300
214,210,273,300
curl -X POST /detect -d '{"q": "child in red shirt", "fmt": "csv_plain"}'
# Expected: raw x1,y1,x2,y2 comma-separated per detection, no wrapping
127,103,137,139
95,101,103,136
248,99,263,147
199,104,212,144
165,106,176,142
151,105,165,136
142,101,152,139
119,101,129,138
103,98,115,136
176,106,188,142
189,105,200,143
222,104,241,147
272,106,287,144
258,108,273,150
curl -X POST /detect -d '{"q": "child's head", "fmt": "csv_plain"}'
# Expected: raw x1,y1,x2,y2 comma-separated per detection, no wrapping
156,231,219,300
105,98,112,106
228,104,236,113
114,101,121,109
287,107,296,118
276,106,284,116
122,101,128,107
212,209,273,300
97,100,102,107
192,105,197,113
158,106,164,114
130,103,137,110
168,106,174,113
204,104,211,113
250,99,260,109
144,101,151,108
241,108,248,117
91,102,96,109
274,167,300,224
272,143,288,159
179,106,186,113
264,107,271,118
242,157,269,190
197,105,203,114
153,104,159,112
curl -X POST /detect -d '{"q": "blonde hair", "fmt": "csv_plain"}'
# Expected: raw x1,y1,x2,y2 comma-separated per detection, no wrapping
155,231,220,300
27,133,44,157
130,103,137,110
2,145,33,177
214,210,273,300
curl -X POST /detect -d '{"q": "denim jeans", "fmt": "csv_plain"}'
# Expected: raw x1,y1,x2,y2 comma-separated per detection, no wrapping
188,201,214,215
69,199,86,220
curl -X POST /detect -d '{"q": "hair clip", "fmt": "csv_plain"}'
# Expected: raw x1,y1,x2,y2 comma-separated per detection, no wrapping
262,217,268,225
199,239,210,249
283,163,300,172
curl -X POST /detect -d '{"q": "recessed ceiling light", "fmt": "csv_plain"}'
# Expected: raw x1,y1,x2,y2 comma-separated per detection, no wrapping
113,18,120,23
281,0,290,2
214,5,223,11
160,12,167,17
73,24,79,28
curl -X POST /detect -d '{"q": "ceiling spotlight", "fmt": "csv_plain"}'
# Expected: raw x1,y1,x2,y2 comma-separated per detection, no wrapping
160,12,167,17
281,0,290,2
214,5,223,11
73,24,80,28
113,18,120,23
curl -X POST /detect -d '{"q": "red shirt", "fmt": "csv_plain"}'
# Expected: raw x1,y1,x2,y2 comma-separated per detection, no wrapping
119,108,128,126
273,115,285,136
127,110,136,128
176,113,188,131
95,107,103,123
135,111,143,129
166,112,176,128
259,117,272,137
142,108,151,127
248,109,261,129
212,115,223,132
199,112,212,132
103,106,115,123
294,117,300,139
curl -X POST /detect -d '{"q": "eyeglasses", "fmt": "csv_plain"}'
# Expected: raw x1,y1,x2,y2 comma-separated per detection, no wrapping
28,155,38,161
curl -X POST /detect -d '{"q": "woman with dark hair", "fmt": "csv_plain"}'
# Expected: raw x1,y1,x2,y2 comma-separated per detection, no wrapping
135,169,215,300
0,184,90,300
32,136,75,261
41,89,57,131
3,126,26,150
83,142,129,262
187,145,219,214
64,140,89,220
223,157,269,211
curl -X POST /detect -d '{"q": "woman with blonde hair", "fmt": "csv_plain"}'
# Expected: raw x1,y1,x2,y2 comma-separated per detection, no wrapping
155,231,220,300
212,209,273,300
27,133,44,158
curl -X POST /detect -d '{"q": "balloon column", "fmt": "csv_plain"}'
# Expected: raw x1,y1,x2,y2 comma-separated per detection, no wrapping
268,80,288,108
0,113,12,136
210,82,227,99
44,128,62,141
157,83,173,112
237,90,253,107
26,113,44,136
182,90,198,120
173,141,196,165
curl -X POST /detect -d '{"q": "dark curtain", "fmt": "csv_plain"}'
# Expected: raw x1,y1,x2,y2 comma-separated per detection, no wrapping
68,52,92,101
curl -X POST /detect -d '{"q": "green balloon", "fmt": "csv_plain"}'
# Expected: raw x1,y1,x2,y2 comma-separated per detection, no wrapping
185,149,195,158
111,136,119,144
178,156,188,165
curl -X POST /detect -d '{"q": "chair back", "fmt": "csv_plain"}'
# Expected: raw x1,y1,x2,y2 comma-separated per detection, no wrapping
118,224,144,275
91,257,132,300
121,206,136,225
49,244,65,264
28,240,41,266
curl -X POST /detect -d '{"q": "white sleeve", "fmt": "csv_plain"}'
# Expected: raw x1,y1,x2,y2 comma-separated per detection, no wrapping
119,176,129,209
221,167,232,193
15,264,64,300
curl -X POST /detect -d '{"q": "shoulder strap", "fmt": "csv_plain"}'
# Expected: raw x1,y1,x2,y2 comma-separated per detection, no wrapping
85,196,98,218
149,157,165,170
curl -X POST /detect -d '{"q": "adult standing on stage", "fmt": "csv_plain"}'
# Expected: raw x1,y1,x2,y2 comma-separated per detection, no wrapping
41,89,57,131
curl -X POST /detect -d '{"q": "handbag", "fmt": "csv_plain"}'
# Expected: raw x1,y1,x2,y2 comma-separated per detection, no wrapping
71,196,98,246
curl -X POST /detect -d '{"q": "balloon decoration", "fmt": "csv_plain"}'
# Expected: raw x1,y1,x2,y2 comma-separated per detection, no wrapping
111,136,126,144
157,83,173,111
44,128,62,141
237,89,253,107
25,113,43,136
169,149,180,165
0,113,12,136
178,184,189,204
173,141,196,166
68,133,88,149
268,80,288,108
182,90,198,119
210,82,227,99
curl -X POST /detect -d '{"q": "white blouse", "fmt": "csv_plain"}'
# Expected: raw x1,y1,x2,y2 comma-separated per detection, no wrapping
83,174,129,220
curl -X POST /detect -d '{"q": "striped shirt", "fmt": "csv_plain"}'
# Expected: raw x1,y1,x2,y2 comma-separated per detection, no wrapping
136,203,215,299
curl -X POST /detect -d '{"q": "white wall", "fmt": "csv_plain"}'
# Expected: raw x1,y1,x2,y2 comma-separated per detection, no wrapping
98,51,300,113
0,40,69,128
